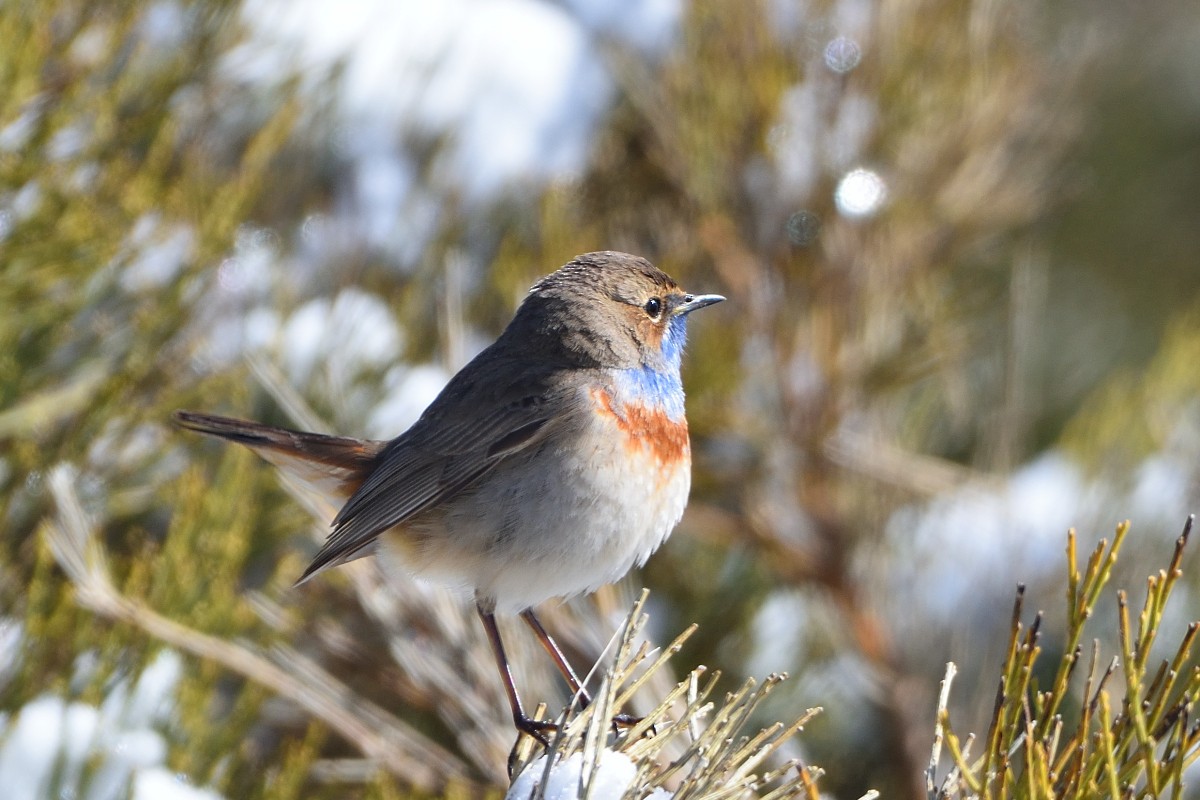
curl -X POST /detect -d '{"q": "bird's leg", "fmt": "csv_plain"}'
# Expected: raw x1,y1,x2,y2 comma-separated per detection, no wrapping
520,608,642,730
476,601,556,745
520,609,590,706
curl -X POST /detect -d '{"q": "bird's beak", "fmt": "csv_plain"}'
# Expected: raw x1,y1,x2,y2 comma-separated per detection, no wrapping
672,293,725,316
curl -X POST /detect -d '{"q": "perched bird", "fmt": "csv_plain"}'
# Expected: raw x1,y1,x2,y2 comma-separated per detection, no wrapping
175,251,723,741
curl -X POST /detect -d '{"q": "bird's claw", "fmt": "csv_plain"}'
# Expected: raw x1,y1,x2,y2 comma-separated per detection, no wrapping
611,712,656,738
515,713,558,747
508,715,558,778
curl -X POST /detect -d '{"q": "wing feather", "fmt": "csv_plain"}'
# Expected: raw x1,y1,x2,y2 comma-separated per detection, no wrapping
297,355,577,583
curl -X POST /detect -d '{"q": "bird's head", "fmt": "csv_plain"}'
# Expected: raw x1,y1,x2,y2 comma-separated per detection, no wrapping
514,251,724,373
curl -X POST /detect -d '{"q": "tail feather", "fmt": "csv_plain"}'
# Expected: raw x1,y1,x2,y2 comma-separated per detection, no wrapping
172,410,385,506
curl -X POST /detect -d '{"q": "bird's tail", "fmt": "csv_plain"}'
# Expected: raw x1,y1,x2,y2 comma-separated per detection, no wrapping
172,410,384,507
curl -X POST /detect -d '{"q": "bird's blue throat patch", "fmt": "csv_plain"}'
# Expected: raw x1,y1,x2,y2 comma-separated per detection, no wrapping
613,314,688,421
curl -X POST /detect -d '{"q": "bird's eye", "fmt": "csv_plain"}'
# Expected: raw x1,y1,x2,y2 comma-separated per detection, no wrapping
643,297,663,319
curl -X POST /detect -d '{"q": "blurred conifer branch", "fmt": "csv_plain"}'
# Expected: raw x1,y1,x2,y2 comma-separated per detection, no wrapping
929,518,1200,798
43,463,472,793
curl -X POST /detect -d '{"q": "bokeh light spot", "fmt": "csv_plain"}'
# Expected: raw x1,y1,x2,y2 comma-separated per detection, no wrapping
834,168,886,218
217,258,248,293
823,36,861,74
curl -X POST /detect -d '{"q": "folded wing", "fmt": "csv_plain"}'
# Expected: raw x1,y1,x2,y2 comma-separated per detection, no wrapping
298,358,575,582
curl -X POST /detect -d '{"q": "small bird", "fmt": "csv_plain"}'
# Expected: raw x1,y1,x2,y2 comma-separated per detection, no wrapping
175,251,723,741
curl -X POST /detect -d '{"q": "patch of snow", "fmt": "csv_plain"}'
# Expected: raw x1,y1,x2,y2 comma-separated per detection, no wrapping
120,216,196,292
884,453,1089,623
280,288,403,384
367,363,452,437
0,651,223,800
0,618,22,688
508,750,672,800
134,768,225,800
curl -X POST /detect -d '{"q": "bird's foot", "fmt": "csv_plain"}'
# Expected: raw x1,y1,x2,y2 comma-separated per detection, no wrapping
508,715,558,778
515,713,558,747
571,693,651,735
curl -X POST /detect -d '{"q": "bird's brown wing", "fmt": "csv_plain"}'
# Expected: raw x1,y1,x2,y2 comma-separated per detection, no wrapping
297,356,576,582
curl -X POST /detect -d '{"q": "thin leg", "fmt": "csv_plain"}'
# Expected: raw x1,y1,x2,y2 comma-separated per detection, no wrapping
521,609,590,705
521,608,644,731
476,601,556,744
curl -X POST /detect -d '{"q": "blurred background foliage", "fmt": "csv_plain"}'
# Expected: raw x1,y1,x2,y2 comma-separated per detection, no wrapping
3,0,1200,798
